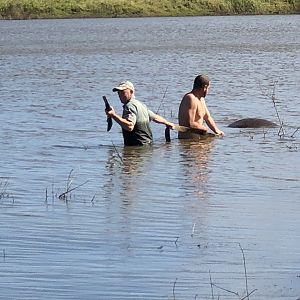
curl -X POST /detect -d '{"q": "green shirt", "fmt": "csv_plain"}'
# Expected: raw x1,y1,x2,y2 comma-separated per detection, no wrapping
122,98,156,146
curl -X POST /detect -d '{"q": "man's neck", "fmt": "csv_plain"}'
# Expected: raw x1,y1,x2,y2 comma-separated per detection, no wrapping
122,96,134,105
192,89,205,100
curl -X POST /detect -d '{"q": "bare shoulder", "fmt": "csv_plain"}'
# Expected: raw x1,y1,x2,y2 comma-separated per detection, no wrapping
181,92,197,107
183,92,195,101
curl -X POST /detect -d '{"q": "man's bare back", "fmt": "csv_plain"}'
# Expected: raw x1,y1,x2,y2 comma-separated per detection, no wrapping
178,93,209,139
179,92,208,128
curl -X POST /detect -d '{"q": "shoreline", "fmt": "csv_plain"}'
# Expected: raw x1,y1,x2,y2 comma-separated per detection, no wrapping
0,0,299,20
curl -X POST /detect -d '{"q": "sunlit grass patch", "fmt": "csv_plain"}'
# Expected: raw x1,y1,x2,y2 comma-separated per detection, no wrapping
0,0,298,20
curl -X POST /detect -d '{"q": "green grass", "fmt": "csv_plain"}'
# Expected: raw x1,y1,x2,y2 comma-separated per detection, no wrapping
0,0,299,19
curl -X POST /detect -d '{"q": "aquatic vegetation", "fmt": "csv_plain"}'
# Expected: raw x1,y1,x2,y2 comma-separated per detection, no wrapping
171,242,257,299
0,0,299,19
58,169,89,201
44,169,90,204
0,180,9,200
259,80,300,143
0,180,14,205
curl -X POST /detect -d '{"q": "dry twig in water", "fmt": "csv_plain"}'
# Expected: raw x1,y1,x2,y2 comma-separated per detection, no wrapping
173,278,177,300
156,86,168,116
240,289,258,300
291,127,300,138
209,270,215,299
0,181,9,199
207,244,257,300
174,237,179,247
239,243,249,300
58,180,89,200
211,283,239,297
58,170,89,200
112,141,124,164
259,80,285,138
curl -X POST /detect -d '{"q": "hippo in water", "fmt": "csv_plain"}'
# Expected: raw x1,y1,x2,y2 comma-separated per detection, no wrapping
228,118,277,128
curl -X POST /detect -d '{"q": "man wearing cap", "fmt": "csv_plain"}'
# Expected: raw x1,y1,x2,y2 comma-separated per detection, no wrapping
105,80,174,146
178,75,224,139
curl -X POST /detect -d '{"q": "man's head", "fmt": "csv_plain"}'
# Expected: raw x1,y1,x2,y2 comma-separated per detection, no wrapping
193,75,210,97
113,80,135,103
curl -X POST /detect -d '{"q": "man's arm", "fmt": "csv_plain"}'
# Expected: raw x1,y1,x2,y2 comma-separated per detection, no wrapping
152,114,174,128
106,107,134,131
203,104,224,135
183,95,208,132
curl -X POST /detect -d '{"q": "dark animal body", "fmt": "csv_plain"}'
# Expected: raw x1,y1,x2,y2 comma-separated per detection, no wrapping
228,118,277,128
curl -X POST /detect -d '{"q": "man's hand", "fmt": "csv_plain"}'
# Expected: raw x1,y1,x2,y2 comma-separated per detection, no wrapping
215,129,225,136
105,106,115,118
167,122,175,130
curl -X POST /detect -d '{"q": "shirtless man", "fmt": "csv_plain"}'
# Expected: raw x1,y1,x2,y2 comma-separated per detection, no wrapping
178,74,224,139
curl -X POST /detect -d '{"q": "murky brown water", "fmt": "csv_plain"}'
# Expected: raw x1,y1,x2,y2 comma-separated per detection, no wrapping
1,15,299,299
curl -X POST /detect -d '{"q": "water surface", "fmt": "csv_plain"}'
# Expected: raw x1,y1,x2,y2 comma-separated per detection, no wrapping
0,15,300,299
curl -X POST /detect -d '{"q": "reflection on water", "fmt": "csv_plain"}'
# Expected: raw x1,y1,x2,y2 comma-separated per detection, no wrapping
178,139,215,199
0,15,299,299
104,145,154,205
120,145,154,177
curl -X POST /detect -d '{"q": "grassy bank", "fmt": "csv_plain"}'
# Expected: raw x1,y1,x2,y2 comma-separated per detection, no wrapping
0,0,299,20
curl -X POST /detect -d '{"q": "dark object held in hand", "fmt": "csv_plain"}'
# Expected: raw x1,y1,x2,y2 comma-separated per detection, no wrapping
103,96,113,132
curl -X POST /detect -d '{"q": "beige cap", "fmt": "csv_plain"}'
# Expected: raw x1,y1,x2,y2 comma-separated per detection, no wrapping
112,80,135,92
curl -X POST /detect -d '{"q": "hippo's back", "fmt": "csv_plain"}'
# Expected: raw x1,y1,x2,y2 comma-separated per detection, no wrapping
228,118,277,128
